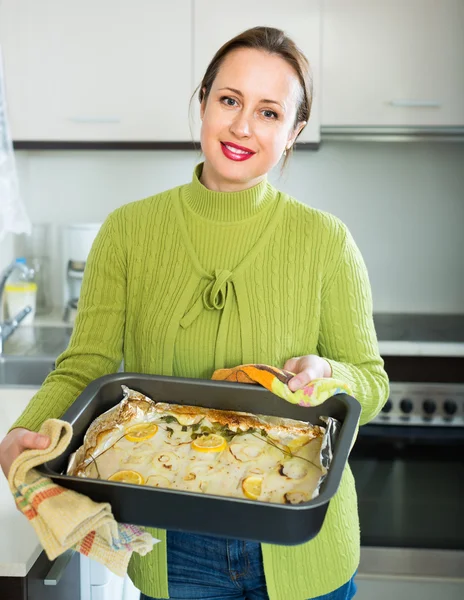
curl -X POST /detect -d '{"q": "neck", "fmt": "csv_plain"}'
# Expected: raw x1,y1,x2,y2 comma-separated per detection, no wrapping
200,161,266,193
184,163,277,222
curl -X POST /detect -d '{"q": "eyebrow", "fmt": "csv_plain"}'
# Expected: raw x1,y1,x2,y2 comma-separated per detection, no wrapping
218,87,284,109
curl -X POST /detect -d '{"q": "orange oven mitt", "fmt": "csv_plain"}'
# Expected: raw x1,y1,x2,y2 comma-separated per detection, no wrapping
212,364,352,407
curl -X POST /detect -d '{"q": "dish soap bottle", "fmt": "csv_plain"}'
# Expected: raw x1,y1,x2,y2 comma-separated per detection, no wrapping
5,258,37,325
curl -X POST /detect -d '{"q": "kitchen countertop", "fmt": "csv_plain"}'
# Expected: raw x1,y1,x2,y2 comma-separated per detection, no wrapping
7,309,464,357
377,340,464,356
0,387,43,577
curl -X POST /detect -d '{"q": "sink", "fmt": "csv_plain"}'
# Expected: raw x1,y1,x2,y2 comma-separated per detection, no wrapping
0,355,56,387
2,326,72,356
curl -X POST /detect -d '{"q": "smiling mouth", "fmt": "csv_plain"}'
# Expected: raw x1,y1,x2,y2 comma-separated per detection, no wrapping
220,142,256,161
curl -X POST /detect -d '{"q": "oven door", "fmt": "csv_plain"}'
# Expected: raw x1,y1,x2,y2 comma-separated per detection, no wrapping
349,424,464,597
350,424,464,551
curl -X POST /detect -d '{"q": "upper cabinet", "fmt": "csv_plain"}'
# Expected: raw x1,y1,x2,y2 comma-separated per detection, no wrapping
0,0,192,142
192,0,321,144
321,0,464,128
1,0,463,143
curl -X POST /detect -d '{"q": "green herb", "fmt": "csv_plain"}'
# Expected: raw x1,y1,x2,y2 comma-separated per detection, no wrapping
165,426,174,438
181,425,188,432
249,431,318,468
221,429,236,443
160,415,179,424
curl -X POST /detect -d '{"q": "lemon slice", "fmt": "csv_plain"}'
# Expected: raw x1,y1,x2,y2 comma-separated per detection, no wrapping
242,475,263,500
191,433,227,453
108,470,145,485
124,422,158,442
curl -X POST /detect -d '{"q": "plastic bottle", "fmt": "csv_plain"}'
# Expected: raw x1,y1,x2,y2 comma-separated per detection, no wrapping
5,258,37,325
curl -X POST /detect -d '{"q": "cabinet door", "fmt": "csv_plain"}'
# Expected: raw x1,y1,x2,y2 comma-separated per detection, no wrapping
192,0,321,143
321,0,464,127
3,550,80,600
27,551,80,600
0,0,192,141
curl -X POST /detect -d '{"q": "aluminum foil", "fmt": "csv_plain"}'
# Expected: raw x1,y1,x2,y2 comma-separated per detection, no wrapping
67,385,342,501
66,385,151,475
313,415,341,497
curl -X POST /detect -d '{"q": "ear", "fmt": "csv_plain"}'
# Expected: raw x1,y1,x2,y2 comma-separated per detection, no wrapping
200,87,207,121
287,121,307,147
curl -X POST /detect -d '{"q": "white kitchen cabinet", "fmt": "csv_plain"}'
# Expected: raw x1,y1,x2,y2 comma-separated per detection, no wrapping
192,0,321,144
321,0,464,128
0,0,192,142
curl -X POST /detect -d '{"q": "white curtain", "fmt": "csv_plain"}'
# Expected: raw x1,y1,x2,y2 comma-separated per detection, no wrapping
0,45,31,241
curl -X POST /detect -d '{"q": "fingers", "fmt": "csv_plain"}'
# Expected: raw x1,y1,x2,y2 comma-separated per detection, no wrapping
287,355,328,391
285,356,313,391
285,355,332,391
0,429,51,480
283,357,300,373
288,368,319,391
20,431,50,450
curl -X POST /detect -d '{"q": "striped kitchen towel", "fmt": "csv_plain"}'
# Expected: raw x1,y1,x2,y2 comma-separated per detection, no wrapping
7,418,157,577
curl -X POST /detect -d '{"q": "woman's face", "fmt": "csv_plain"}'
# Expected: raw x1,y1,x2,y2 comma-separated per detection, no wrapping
200,48,306,191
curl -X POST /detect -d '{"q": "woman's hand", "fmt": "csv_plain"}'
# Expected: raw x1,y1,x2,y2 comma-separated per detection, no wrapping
284,355,332,391
0,428,50,479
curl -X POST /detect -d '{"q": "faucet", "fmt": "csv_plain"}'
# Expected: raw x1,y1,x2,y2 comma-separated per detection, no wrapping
0,260,33,355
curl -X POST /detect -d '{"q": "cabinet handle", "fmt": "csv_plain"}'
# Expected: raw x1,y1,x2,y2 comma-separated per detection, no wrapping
43,549,75,585
68,116,121,123
389,100,442,108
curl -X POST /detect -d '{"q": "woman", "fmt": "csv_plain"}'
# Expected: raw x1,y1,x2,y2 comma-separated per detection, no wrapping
0,26,388,600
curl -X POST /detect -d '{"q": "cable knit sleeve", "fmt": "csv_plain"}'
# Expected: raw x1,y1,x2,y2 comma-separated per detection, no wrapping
9,211,126,433
317,224,389,426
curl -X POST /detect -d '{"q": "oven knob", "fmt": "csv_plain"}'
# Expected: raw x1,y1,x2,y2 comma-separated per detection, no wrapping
443,400,457,416
423,399,436,415
400,398,413,414
382,399,392,413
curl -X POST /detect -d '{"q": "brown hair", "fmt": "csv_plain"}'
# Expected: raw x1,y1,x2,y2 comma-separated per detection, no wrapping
192,26,313,166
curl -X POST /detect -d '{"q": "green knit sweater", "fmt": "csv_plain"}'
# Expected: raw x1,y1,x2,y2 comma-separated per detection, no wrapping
11,164,389,600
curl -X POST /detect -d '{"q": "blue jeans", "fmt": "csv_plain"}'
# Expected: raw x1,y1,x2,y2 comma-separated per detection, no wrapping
141,531,357,600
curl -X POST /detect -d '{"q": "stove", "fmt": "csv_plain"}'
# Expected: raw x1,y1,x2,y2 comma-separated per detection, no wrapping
350,314,464,575
371,313,464,428
371,381,464,427
372,381,464,427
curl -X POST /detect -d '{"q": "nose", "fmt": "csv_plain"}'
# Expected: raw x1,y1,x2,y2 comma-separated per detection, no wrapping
229,109,252,138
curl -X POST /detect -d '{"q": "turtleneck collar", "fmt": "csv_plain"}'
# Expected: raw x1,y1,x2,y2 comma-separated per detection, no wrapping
183,163,278,222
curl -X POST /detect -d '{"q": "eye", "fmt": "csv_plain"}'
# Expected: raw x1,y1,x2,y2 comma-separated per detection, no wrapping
262,109,278,120
220,96,238,107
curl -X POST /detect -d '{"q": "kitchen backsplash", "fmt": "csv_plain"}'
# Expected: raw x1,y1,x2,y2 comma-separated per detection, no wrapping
2,141,464,314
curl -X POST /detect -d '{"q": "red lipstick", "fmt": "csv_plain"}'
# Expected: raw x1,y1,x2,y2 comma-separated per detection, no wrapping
220,141,256,162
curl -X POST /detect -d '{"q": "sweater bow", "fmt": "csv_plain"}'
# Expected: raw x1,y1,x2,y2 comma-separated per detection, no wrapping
180,269,233,329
